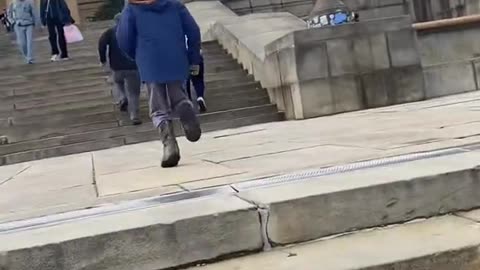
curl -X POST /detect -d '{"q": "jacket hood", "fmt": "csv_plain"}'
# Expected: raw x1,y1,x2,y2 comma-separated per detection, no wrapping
128,0,171,12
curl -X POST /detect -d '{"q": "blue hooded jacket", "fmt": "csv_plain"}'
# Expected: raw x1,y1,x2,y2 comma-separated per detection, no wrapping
116,0,201,83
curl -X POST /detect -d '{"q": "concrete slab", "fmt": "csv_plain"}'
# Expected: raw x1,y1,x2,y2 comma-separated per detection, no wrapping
0,195,263,270
222,144,383,177
96,157,243,196
188,216,480,270
5,92,480,222
238,151,480,245
457,209,480,222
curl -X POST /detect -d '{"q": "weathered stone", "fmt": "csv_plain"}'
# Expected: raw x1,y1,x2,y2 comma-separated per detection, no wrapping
330,75,363,112
388,65,425,104
418,25,480,66
186,216,480,270
386,29,420,68
295,42,329,81
326,39,356,77
424,61,476,99
353,34,390,73
238,151,480,245
0,195,263,270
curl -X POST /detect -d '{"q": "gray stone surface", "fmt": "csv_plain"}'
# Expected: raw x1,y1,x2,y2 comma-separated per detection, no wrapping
387,29,421,68
326,39,356,77
238,151,480,245
186,1,237,41
0,195,263,270
418,25,480,67
424,61,477,99
264,16,424,119
188,216,480,270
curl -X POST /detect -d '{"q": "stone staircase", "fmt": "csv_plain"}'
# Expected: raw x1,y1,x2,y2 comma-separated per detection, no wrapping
0,26,283,166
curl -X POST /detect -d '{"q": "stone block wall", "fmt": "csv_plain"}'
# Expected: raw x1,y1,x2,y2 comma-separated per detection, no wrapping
264,16,425,119
417,23,480,98
220,0,407,19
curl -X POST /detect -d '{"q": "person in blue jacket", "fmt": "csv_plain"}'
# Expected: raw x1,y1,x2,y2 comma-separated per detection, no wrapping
117,0,202,168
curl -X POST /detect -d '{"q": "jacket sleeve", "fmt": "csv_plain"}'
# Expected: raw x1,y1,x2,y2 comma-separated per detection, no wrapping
40,0,46,25
29,1,36,26
178,3,201,65
98,29,110,64
116,5,137,61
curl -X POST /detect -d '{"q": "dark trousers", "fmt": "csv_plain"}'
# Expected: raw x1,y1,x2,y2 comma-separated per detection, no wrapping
186,60,205,99
46,19,68,58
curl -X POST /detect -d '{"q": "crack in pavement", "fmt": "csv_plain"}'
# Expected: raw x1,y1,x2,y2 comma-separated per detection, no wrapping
0,165,31,187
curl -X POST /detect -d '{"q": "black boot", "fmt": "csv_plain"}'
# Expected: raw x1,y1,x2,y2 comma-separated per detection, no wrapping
177,101,201,142
159,121,180,168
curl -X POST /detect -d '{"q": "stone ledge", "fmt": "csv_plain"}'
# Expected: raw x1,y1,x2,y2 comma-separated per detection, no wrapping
238,151,480,245
4,150,480,269
0,195,263,270
187,215,480,270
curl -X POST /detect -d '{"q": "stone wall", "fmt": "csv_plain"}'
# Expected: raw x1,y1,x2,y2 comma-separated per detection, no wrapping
220,0,407,19
417,22,480,98
263,15,425,119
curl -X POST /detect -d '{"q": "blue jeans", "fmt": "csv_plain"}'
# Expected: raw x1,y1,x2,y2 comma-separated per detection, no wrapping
15,25,33,62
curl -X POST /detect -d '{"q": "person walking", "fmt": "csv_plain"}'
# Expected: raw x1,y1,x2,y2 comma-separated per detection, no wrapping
40,0,74,61
185,51,207,112
1,8,14,32
98,13,141,125
117,0,202,168
8,0,36,64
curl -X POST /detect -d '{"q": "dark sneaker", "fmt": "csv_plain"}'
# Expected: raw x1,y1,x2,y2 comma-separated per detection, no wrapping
177,101,201,142
119,100,128,112
197,97,207,113
131,118,142,125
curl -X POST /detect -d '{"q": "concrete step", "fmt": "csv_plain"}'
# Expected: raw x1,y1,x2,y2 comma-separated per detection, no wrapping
0,110,283,164
0,39,281,163
2,150,480,269
0,104,278,154
190,215,480,270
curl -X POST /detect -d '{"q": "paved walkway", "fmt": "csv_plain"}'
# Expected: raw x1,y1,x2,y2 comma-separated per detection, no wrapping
2,92,480,222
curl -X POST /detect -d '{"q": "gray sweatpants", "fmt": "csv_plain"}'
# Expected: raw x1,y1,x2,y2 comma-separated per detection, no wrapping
146,81,194,128
112,70,141,119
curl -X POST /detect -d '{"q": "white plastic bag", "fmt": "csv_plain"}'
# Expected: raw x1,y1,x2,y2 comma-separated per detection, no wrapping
64,25,83,44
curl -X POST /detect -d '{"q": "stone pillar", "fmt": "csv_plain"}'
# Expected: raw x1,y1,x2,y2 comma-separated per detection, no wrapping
265,16,426,119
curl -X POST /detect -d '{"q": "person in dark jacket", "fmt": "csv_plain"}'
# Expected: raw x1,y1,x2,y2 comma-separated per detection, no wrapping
98,13,141,125
40,0,74,61
185,52,207,112
117,0,202,168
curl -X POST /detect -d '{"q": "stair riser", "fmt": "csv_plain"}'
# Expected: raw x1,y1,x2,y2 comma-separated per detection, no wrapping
0,106,280,156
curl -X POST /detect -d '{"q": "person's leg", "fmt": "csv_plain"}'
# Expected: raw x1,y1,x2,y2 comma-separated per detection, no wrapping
14,26,27,59
147,83,180,167
55,23,68,59
112,70,128,111
124,70,141,124
185,77,192,100
168,81,201,142
192,61,205,98
191,61,207,112
25,25,33,63
46,20,59,57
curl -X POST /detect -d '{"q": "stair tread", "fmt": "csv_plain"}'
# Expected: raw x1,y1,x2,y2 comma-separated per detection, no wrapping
0,37,282,165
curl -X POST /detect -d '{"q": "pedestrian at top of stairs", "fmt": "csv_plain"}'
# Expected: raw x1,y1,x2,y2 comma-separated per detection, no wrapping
8,0,36,64
40,0,74,61
98,13,142,125
116,0,202,168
